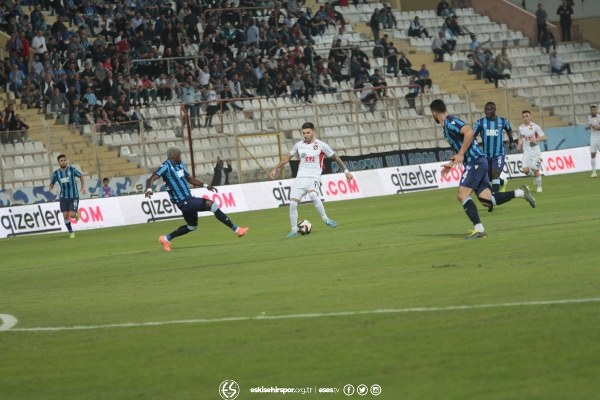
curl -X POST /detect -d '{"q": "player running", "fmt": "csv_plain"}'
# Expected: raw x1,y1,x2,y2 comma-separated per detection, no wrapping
474,102,515,196
430,99,536,240
49,154,86,238
517,110,547,193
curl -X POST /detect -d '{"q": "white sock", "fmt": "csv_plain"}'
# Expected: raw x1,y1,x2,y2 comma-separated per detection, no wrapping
592,158,597,172
514,189,524,198
535,176,542,189
289,201,299,232
474,223,485,233
308,191,328,222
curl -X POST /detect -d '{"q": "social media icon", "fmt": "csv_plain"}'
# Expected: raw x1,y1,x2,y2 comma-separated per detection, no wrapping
357,384,368,396
370,384,382,396
343,384,355,396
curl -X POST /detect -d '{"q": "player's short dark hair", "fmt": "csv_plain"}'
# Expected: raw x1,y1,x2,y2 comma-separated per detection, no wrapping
429,99,447,113
522,110,531,115
57,154,66,162
302,122,315,130
485,102,496,109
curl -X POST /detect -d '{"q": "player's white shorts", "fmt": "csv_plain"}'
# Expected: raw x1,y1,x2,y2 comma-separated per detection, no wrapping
590,136,600,153
291,177,321,200
522,151,543,171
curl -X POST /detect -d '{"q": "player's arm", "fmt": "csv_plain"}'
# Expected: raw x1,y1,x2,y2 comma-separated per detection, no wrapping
79,174,86,194
331,153,353,181
505,127,516,149
186,175,217,192
145,173,160,198
49,173,55,191
269,153,293,179
532,125,547,143
454,124,475,164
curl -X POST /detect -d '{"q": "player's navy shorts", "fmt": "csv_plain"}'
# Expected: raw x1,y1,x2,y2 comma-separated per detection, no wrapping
460,156,490,195
488,155,505,176
59,198,79,213
176,196,208,226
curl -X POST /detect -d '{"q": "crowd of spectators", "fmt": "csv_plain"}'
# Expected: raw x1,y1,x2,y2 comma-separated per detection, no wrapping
0,0,371,134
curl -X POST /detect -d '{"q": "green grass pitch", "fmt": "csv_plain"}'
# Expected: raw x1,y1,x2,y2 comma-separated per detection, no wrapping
1,172,599,400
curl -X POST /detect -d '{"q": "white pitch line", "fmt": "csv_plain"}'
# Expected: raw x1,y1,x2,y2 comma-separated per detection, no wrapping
5,297,600,333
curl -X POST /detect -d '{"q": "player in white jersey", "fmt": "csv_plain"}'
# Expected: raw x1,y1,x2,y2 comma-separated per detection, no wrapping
517,110,547,192
586,104,600,177
269,122,354,237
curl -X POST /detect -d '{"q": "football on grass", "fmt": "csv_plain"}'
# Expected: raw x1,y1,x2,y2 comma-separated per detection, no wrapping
297,220,312,235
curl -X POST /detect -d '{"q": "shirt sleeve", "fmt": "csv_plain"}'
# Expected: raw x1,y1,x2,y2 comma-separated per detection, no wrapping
321,141,335,157
473,119,482,136
504,118,512,133
154,161,168,177
289,142,299,157
50,171,57,185
73,168,82,178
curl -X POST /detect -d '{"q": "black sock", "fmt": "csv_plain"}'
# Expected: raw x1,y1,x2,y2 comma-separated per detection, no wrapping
64,220,73,233
169,225,192,240
214,209,234,230
494,192,515,206
462,198,481,225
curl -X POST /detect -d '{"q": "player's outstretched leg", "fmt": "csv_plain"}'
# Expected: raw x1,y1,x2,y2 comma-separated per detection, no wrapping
487,186,536,208
210,203,248,237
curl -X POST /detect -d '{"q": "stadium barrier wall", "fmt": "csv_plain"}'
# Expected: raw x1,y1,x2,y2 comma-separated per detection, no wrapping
0,147,592,238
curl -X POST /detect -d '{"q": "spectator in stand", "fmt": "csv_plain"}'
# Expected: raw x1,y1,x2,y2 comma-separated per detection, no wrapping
399,51,418,76
549,50,572,75
483,59,510,88
327,57,351,83
437,1,454,17
470,47,486,79
385,42,399,77
380,6,397,29
370,68,387,98
318,68,337,94
101,178,115,198
432,32,452,62
469,34,489,52
408,16,430,38
369,9,381,43
203,83,219,127
8,64,25,98
290,73,309,103
441,22,457,52
7,114,29,143
417,64,433,93
536,2,548,45
557,0,574,42
495,47,512,74
50,87,68,120
355,74,378,113
540,27,557,54
448,15,468,36
405,75,420,109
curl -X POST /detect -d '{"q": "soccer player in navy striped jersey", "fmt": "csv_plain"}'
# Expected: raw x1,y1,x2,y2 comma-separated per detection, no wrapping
474,102,515,195
430,99,536,239
145,146,248,252
49,154,86,238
